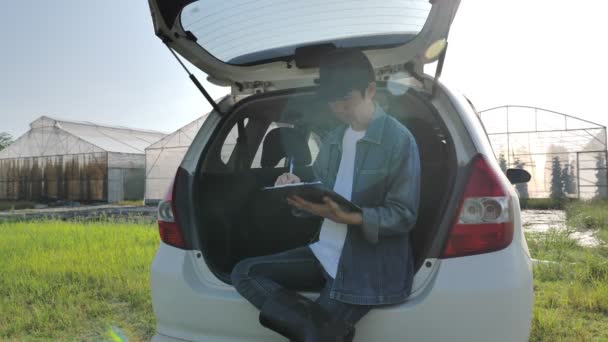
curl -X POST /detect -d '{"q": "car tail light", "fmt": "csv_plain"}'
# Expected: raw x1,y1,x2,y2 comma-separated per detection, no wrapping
441,155,514,258
157,169,186,249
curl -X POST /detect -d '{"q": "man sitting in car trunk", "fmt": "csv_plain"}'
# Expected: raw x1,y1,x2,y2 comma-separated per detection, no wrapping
231,48,421,342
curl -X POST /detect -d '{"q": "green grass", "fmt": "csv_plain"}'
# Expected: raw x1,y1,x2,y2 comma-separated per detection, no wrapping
0,200,36,211
521,198,575,210
566,200,608,231
528,200,608,341
0,220,159,341
115,200,145,207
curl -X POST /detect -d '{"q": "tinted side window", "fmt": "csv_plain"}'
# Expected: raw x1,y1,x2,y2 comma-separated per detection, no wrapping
250,123,320,169
220,124,239,164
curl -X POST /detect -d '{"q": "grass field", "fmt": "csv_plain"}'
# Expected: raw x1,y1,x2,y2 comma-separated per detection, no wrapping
0,220,158,341
2,201,608,341
115,200,145,207
528,200,608,341
520,198,576,210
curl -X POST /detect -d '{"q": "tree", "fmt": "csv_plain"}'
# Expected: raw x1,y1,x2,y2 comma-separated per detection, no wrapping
498,153,508,174
0,132,12,151
544,145,568,200
562,163,575,196
514,158,529,199
569,161,577,197
595,153,608,199
550,156,565,199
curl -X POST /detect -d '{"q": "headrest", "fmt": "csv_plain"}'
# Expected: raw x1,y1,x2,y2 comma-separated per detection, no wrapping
261,127,312,168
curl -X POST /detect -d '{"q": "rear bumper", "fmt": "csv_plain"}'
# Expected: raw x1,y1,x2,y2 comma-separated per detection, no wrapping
150,242,277,342
150,241,533,342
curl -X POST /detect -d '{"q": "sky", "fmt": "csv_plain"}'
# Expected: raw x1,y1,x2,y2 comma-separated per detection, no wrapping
1,0,607,140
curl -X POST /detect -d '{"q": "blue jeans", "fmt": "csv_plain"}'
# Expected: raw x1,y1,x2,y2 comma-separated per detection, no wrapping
231,246,372,327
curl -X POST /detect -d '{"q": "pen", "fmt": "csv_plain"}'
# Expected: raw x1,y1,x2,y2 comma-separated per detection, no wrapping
289,158,294,174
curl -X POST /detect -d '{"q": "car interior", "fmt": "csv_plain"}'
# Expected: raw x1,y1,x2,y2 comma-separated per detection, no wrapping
193,83,456,284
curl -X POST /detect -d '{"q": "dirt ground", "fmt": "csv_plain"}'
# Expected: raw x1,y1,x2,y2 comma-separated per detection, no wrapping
521,209,599,247
0,204,156,223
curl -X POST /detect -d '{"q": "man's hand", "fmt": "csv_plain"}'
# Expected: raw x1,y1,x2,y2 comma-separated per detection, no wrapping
275,173,301,186
287,195,363,225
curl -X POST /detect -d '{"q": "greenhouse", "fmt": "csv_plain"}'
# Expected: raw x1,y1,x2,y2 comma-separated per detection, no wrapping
479,106,608,199
0,116,166,203
144,114,243,204
145,115,208,204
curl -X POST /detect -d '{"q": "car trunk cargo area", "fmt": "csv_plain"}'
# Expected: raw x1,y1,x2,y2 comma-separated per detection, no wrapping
192,84,456,284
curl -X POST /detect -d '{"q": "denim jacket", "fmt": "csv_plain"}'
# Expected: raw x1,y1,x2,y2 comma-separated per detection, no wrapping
312,105,421,305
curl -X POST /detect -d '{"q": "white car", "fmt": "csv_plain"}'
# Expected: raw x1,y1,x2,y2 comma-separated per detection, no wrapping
148,0,534,341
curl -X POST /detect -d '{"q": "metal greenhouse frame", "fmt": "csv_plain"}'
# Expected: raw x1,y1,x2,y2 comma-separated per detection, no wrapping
479,105,608,199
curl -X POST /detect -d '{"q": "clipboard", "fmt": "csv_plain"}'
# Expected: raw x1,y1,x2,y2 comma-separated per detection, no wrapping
263,181,361,213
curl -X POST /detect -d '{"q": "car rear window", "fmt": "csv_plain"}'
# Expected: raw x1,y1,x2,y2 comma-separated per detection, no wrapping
180,0,432,65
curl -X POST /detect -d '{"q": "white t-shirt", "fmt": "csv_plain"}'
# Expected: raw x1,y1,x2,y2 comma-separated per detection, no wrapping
310,126,366,278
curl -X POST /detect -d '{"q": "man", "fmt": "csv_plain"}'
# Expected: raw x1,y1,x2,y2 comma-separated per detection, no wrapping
231,48,421,342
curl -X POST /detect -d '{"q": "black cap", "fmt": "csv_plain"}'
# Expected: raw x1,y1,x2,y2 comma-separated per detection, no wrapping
317,48,375,102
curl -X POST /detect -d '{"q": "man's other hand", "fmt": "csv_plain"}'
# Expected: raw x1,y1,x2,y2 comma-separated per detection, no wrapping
275,173,301,186
287,195,363,225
